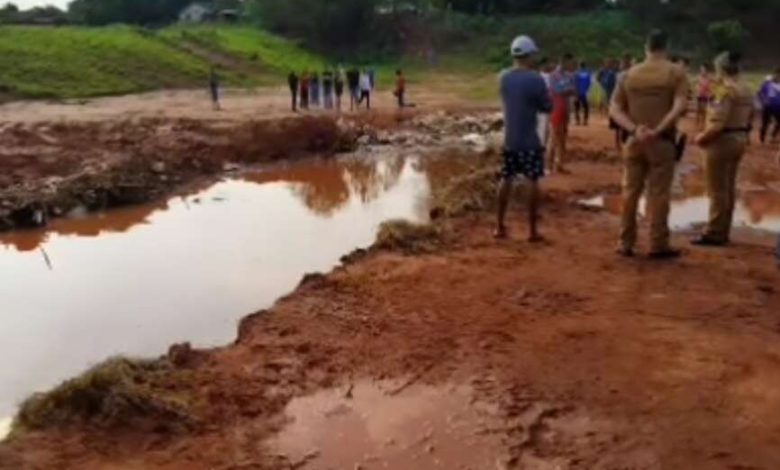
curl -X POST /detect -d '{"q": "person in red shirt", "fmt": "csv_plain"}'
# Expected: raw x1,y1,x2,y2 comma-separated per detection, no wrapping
547,53,576,174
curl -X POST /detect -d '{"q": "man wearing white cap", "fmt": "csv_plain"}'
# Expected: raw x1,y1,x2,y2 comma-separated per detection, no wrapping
495,35,552,242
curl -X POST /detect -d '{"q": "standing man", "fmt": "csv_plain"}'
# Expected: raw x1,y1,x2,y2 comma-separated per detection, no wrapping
347,67,360,111
310,72,320,107
394,69,406,108
600,59,619,118
610,30,690,259
692,52,754,247
334,68,345,111
757,69,780,144
358,70,372,110
209,66,221,111
547,53,576,174
695,65,714,129
495,35,552,242
299,71,310,110
574,61,592,126
322,70,334,110
288,71,299,112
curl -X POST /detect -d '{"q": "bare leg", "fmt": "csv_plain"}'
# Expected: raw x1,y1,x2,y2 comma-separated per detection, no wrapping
556,128,569,173
527,180,543,242
496,178,513,238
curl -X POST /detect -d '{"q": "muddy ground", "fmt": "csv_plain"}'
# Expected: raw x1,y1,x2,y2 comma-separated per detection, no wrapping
1,90,780,470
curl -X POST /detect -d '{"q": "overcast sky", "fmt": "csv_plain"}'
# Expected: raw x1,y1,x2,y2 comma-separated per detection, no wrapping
13,0,70,9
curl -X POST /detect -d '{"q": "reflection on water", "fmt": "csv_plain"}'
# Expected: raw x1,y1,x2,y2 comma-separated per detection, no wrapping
580,189,780,234
0,155,429,434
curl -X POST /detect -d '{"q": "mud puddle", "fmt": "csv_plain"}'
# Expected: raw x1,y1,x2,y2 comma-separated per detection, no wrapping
580,187,780,235
267,380,506,470
0,153,430,437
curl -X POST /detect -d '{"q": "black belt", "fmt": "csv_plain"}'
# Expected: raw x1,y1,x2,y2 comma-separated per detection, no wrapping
723,127,751,134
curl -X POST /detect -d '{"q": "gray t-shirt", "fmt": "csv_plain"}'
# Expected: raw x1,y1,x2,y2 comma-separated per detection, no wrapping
500,68,552,151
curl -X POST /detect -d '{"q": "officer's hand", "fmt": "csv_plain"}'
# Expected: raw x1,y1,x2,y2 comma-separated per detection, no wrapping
636,125,655,143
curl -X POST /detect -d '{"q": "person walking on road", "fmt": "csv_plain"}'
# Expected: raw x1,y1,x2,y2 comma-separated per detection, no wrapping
288,71,299,112
547,53,576,174
758,69,780,144
358,70,372,110
495,35,552,243
691,52,755,247
209,66,221,111
574,61,592,126
610,30,690,259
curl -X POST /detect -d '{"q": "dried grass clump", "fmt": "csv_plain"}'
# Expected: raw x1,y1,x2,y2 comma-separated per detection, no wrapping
12,357,192,436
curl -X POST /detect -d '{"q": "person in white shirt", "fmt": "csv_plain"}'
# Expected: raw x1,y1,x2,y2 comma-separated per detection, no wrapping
358,71,372,110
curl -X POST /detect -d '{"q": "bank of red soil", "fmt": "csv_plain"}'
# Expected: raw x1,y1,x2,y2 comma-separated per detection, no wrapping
2,115,780,469
0,115,360,230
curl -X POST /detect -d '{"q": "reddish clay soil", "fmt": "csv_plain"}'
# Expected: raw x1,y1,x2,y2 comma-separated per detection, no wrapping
1,100,780,469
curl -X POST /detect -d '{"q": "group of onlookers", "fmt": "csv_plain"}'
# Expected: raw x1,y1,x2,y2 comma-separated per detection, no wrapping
286,67,397,113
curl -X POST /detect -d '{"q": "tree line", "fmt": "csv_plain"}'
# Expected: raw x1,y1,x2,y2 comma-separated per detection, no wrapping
1,0,777,61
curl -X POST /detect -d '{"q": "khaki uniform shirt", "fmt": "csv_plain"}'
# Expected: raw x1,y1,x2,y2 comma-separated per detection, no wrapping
707,80,754,140
613,57,689,129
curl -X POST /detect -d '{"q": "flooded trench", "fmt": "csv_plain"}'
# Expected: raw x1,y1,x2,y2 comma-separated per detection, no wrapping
0,152,430,437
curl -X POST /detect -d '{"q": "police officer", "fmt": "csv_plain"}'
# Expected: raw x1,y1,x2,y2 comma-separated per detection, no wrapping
692,52,754,246
610,30,690,259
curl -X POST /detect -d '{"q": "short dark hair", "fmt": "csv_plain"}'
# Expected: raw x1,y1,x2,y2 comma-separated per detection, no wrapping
579,61,586,68
562,52,574,61
647,29,669,52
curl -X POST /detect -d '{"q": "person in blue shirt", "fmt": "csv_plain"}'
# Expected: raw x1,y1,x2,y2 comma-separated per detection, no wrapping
574,61,592,126
496,35,553,243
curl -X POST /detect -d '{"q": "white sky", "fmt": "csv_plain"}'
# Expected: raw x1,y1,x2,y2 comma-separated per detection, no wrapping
11,0,70,9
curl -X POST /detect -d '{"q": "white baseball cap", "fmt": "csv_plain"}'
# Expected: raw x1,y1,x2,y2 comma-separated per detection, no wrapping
510,35,539,58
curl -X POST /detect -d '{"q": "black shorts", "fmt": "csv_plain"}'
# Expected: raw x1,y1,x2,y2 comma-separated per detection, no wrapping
501,148,545,181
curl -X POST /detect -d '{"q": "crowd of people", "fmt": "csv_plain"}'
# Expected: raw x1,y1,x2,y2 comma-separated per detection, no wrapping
284,67,408,113
207,65,410,113
497,30,780,267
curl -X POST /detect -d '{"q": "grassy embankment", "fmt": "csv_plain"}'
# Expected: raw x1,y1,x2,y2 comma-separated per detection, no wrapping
0,14,643,101
0,25,324,99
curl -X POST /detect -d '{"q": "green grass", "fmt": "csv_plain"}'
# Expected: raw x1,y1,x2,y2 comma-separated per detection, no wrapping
159,25,326,74
0,25,326,100
0,26,211,99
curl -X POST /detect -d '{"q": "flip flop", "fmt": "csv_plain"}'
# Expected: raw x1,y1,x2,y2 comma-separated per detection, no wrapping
648,249,682,260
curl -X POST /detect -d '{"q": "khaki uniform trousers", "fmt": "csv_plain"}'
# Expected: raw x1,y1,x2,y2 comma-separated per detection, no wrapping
704,135,746,242
620,139,677,252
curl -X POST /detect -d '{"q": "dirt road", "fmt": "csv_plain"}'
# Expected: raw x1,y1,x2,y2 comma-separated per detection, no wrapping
1,91,780,469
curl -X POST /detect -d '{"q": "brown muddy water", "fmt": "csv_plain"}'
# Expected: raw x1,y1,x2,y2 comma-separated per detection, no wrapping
0,153,430,437
580,189,780,235
267,380,506,470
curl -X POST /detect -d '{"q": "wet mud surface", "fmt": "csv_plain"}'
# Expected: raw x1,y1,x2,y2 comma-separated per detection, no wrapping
1,107,780,469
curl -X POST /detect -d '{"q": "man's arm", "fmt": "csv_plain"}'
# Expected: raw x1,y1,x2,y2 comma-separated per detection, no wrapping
609,77,638,134
536,77,553,114
695,89,733,145
652,68,690,136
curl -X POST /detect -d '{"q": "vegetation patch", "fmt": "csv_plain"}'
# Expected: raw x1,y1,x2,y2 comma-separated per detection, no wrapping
11,357,194,436
375,219,447,254
432,166,498,217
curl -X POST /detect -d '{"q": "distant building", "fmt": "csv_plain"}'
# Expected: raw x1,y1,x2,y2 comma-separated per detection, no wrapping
179,3,212,24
